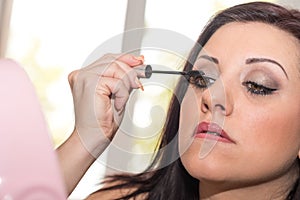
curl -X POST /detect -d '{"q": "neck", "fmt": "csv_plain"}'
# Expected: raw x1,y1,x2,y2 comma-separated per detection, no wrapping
199,164,299,200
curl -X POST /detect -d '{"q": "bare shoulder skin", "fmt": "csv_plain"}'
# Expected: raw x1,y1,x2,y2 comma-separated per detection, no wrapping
86,181,147,200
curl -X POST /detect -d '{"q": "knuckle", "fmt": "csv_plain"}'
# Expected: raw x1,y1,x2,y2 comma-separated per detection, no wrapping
68,70,79,85
108,61,120,69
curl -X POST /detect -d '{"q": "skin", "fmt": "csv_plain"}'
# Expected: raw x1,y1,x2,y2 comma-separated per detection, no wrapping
179,22,300,199
58,54,144,195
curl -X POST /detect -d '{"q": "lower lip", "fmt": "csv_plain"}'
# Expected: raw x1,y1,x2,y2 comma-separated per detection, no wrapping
195,133,234,143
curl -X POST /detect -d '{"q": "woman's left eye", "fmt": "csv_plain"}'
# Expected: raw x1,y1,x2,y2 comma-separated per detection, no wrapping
242,81,277,95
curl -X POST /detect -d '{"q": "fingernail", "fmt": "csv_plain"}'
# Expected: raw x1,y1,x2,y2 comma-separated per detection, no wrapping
135,77,144,91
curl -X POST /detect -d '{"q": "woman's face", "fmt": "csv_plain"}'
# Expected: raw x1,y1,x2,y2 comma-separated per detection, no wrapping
179,22,300,187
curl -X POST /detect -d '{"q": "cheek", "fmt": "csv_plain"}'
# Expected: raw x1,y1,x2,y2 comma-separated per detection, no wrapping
234,97,300,171
238,101,300,148
178,87,201,155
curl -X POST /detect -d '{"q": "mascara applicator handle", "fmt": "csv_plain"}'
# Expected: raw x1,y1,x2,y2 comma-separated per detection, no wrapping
144,65,153,78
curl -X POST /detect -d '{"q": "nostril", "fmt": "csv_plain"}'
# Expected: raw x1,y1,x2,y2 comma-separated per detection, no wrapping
204,103,209,110
215,103,226,111
201,102,209,113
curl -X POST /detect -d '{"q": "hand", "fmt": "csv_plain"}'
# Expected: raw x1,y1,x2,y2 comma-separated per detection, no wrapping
68,53,145,157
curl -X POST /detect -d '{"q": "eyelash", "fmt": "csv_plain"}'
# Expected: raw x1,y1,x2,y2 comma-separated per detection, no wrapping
189,77,277,96
188,76,215,89
242,81,277,96
188,73,278,97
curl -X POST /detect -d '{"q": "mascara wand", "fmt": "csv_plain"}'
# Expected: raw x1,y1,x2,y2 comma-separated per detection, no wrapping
135,65,216,88
141,64,205,80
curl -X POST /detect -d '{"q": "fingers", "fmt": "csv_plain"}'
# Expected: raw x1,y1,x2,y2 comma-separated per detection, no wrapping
102,53,144,66
97,77,130,111
69,53,145,115
117,54,144,66
113,54,147,79
86,53,144,72
69,53,145,90
100,61,140,90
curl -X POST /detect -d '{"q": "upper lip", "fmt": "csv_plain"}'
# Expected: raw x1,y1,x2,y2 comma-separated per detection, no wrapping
196,122,235,143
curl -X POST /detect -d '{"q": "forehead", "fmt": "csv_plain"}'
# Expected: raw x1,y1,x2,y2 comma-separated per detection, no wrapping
205,22,298,54
201,22,300,77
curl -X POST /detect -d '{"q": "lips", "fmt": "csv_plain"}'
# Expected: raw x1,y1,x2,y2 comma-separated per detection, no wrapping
195,122,235,143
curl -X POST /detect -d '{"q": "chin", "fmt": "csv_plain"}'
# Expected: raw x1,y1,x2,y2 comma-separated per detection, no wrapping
180,145,233,183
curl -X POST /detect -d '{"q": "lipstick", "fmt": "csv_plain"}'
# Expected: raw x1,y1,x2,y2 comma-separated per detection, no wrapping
195,122,235,143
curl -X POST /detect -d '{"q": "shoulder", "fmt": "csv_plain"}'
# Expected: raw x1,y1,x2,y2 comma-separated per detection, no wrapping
85,181,147,200
85,188,126,200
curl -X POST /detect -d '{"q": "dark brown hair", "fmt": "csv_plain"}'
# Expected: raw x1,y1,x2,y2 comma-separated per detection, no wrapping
97,2,300,199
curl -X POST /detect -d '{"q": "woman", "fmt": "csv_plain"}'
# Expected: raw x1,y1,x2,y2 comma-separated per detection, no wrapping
58,1,300,199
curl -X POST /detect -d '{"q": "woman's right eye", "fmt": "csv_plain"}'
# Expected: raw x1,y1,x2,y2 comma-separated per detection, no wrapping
188,75,216,89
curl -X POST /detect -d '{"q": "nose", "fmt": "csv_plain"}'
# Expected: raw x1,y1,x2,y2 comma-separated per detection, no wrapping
200,78,234,116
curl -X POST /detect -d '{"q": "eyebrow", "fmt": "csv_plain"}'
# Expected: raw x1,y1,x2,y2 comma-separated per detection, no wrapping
198,55,289,79
197,55,219,64
245,58,289,79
